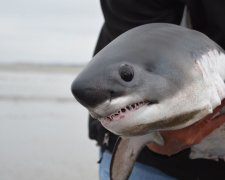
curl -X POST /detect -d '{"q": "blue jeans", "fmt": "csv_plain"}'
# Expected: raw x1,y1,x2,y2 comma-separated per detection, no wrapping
99,150,176,180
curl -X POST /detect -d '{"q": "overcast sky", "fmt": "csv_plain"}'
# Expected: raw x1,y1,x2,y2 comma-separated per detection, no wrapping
0,0,103,65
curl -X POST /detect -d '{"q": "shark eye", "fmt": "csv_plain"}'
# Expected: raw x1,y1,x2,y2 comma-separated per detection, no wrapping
119,64,134,82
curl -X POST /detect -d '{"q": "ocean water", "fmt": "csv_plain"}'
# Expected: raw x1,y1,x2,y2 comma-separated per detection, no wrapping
0,65,99,180
0,1,103,179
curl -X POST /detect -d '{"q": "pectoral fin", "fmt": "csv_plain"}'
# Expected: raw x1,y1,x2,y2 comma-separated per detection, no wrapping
110,132,164,180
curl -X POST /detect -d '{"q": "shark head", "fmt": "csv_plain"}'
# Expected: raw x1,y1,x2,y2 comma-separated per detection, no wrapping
72,59,174,136
71,23,224,137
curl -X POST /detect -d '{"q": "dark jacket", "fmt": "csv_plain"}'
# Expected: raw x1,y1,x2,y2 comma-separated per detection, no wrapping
89,0,225,179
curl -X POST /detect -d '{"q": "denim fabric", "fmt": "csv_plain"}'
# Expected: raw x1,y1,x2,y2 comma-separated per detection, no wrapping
99,150,176,180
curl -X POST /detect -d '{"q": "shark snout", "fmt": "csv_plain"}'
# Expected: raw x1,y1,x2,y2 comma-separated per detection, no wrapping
71,78,111,108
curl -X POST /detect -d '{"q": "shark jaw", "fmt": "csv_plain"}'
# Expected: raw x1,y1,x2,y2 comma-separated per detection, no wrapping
89,92,213,137
87,95,158,134
100,100,158,122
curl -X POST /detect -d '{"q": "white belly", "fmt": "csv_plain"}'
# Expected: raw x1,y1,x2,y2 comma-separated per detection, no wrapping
190,122,225,161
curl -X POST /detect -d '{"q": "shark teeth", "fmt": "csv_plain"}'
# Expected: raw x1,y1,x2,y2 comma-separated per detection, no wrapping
104,100,157,121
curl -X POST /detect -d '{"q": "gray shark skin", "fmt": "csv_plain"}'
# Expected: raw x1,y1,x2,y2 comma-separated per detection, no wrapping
71,23,225,180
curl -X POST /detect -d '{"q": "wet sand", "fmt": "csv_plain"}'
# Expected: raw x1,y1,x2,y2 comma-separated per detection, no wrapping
0,65,99,180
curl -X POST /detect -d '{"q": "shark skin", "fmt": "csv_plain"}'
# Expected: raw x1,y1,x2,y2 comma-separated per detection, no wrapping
71,23,225,180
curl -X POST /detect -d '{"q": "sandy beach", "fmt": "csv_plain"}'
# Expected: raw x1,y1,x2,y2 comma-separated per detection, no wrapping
0,64,99,180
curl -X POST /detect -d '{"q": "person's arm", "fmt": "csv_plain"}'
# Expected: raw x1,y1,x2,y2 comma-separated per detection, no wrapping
147,99,225,156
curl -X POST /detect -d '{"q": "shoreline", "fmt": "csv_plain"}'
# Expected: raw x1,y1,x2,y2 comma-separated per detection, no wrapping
0,63,85,73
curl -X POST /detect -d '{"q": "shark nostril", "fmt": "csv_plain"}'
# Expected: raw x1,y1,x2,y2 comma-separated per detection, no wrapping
74,88,110,107
71,79,110,107
119,64,134,82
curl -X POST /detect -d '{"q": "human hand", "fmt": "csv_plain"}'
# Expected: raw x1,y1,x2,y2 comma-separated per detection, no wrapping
147,99,225,156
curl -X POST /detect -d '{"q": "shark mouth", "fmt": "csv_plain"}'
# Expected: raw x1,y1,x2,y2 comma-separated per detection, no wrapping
101,100,158,122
